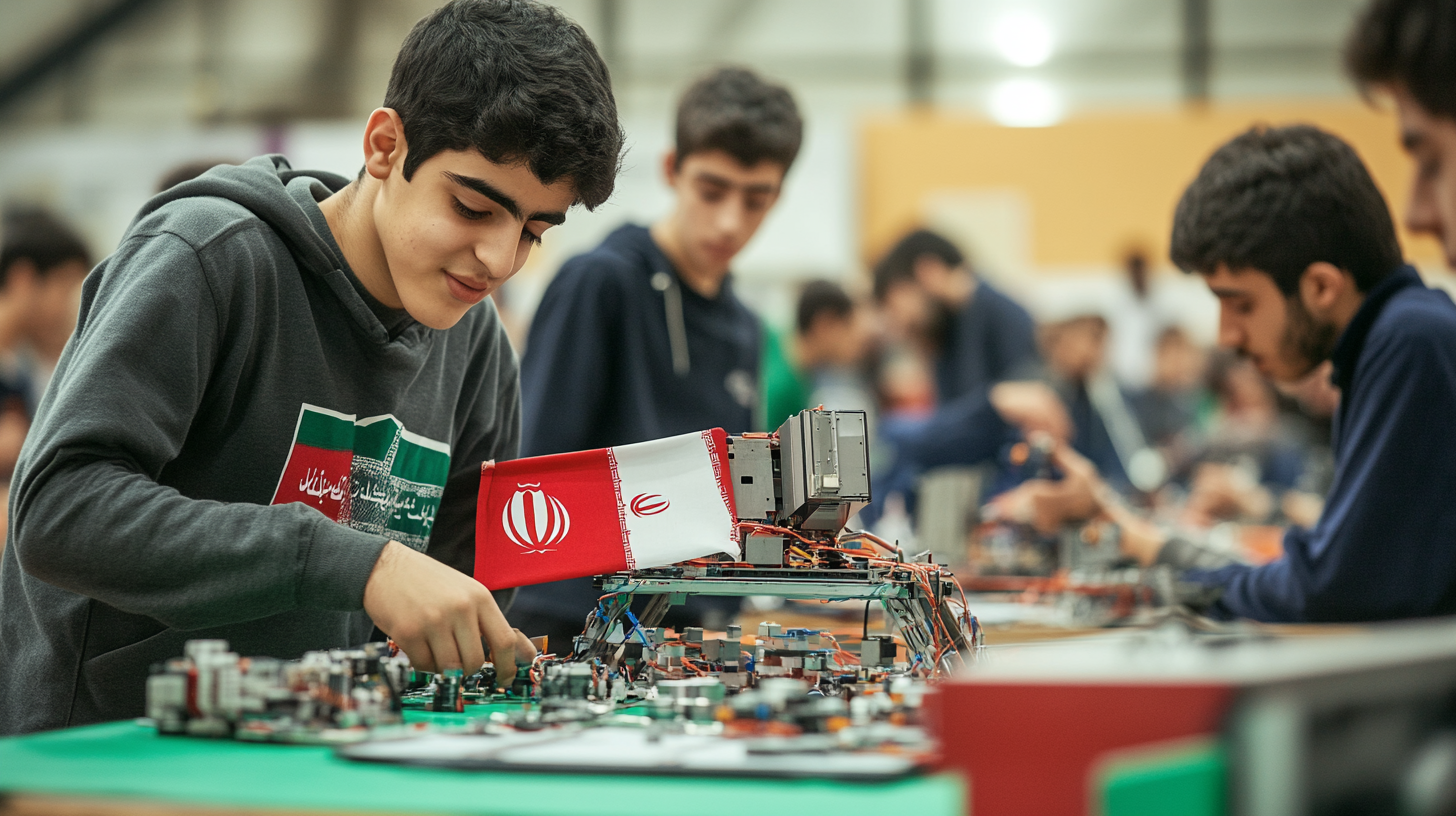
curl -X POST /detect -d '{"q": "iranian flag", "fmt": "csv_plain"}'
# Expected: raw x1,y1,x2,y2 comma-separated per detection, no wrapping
474,429,739,590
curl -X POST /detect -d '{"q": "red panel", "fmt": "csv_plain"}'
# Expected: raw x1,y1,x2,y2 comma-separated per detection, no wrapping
926,681,1234,816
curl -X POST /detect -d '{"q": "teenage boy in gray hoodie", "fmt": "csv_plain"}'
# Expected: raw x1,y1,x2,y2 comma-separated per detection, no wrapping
0,0,624,734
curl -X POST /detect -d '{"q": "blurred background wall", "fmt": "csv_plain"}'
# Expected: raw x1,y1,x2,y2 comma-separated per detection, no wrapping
0,0,1437,336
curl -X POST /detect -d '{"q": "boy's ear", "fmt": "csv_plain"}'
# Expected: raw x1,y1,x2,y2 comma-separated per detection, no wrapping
661,150,680,186
363,108,408,182
1298,261,1351,318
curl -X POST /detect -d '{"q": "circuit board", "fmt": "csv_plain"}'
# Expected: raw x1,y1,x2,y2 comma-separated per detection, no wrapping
145,410,972,778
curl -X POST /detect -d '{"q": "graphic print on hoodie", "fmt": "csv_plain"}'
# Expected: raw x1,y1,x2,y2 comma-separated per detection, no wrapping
271,405,450,552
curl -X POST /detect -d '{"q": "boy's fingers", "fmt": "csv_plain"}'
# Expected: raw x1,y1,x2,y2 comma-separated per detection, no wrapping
455,620,486,675
491,641,516,687
402,639,436,674
513,629,539,663
478,609,519,683
427,630,464,673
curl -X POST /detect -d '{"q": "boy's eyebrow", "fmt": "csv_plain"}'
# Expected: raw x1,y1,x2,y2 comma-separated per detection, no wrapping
694,171,779,196
443,172,567,225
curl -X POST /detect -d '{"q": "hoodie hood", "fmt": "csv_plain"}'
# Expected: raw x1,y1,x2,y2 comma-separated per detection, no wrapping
137,155,346,281
135,155,416,344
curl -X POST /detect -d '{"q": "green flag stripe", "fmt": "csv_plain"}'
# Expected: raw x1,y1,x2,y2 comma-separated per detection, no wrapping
391,437,451,486
295,409,356,452
354,416,402,462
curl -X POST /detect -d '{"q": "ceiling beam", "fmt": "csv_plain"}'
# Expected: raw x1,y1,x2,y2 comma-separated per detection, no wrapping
0,0,164,114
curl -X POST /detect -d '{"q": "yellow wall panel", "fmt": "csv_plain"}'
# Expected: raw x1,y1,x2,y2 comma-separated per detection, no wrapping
860,102,1443,272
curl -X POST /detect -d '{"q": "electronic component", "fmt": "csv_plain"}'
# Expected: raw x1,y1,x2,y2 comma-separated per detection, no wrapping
777,409,871,531
147,640,410,743
429,668,465,713
579,409,980,677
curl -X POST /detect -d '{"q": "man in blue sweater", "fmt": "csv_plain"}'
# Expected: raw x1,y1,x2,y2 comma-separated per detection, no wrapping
509,68,802,645
873,229,1040,404
1020,124,1456,622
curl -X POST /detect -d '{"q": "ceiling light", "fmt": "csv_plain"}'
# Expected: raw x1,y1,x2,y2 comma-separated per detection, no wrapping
992,11,1054,67
988,78,1064,127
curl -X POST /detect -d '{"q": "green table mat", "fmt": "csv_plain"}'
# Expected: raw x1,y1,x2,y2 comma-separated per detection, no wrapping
0,713,963,816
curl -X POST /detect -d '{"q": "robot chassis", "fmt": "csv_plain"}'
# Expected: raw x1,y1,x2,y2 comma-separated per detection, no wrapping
572,409,981,677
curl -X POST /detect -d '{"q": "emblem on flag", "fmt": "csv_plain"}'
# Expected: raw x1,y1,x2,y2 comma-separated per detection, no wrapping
630,493,670,518
474,429,739,590
501,484,571,554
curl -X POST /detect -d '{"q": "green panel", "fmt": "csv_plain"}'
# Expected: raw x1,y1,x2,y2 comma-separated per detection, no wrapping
354,416,403,462
1100,740,1225,816
0,716,965,816
295,408,356,452
392,436,451,488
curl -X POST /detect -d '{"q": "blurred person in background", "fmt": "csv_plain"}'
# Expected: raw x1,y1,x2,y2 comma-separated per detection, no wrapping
872,229,1040,405
1036,311,1151,492
511,66,802,646
1178,353,1325,527
1129,325,1210,456
0,207,90,417
761,279,875,430
1003,125,1456,623
861,232,1065,531
1107,248,1160,390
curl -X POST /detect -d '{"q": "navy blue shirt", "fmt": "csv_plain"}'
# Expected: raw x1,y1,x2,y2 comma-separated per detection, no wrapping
511,224,760,630
936,280,1040,403
1187,266,1456,622
518,224,759,456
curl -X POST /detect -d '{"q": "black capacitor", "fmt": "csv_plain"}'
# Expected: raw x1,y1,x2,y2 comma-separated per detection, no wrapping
509,665,533,698
430,669,464,713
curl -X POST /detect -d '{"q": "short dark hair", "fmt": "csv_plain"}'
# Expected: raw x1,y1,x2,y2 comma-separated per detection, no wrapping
796,280,854,334
871,229,965,301
1346,0,1456,120
0,208,90,287
1170,125,1402,295
384,0,624,210
675,67,802,171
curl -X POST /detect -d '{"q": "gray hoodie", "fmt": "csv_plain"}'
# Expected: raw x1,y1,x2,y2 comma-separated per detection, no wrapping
0,156,520,734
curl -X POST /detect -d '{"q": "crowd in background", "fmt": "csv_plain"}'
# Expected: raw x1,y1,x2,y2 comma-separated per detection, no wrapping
0,196,1341,551
763,229,1339,542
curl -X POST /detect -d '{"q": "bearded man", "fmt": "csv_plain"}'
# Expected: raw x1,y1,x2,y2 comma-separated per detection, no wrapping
1012,124,1456,622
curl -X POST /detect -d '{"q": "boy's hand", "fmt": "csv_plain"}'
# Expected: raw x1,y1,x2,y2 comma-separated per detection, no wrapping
989,441,1100,534
363,541,537,679
989,381,1073,443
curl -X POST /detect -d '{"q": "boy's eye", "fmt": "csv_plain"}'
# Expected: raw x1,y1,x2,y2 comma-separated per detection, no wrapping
522,229,543,246
453,199,488,220
696,182,729,202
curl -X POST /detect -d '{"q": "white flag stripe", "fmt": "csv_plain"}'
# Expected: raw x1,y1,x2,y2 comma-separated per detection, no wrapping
610,430,738,567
